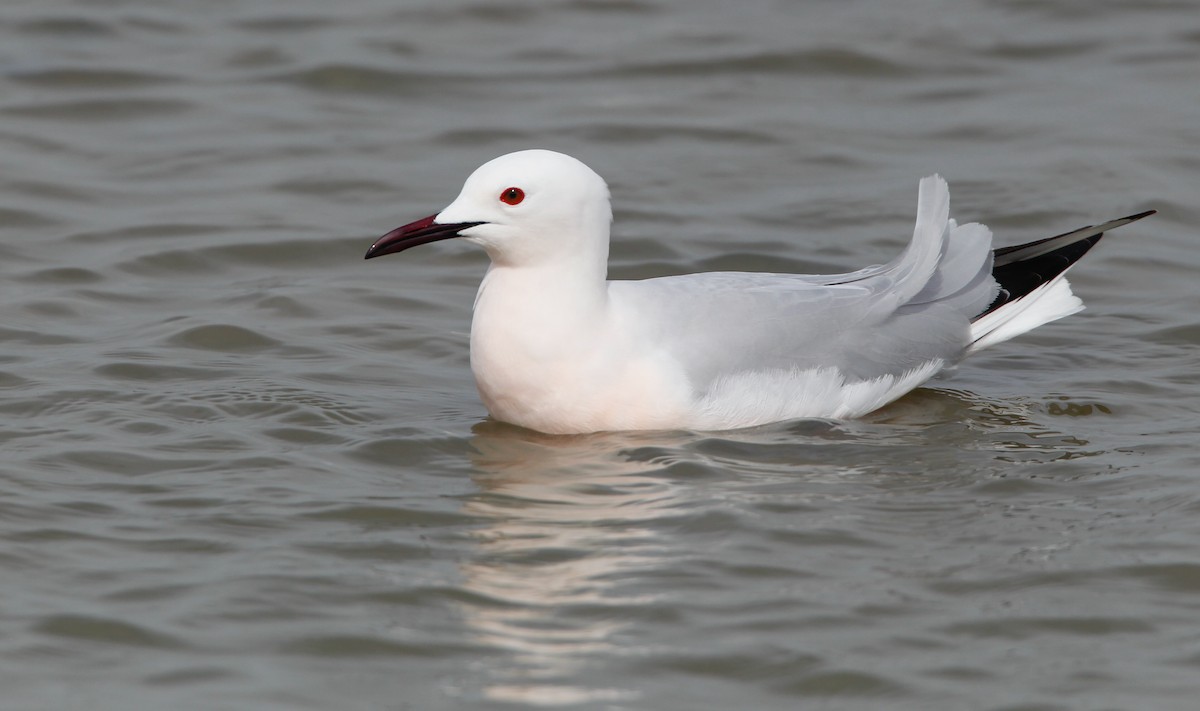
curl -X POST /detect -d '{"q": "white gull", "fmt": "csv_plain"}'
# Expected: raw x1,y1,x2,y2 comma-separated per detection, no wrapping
365,149,1153,434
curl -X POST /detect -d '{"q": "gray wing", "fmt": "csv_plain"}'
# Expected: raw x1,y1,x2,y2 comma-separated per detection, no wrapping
607,176,998,388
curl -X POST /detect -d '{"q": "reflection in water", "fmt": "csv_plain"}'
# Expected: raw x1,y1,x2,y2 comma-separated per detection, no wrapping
871,387,1095,457
451,388,1092,705
459,423,696,706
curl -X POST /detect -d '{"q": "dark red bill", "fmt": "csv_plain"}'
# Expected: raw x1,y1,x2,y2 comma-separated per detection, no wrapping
364,215,484,259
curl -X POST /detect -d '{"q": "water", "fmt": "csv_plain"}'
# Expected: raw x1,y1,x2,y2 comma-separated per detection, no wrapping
2,0,1198,709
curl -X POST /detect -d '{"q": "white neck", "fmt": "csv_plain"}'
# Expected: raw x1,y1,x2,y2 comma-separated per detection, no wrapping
472,259,608,355
468,256,613,427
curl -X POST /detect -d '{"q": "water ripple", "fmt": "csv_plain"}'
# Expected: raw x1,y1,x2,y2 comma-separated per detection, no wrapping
1,1,1197,709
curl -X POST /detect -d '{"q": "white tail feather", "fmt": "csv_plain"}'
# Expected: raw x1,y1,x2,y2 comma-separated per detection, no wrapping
967,275,1083,355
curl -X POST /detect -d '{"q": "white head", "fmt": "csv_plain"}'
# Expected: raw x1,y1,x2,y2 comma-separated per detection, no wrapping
365,150,613,272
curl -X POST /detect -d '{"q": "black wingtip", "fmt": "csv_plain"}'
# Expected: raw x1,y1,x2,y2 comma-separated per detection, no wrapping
977,209,1155,321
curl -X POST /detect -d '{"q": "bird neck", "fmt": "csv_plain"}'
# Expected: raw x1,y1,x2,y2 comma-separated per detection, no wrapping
474,258,608,326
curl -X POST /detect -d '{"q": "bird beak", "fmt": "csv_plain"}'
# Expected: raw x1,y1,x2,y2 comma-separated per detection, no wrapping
363,215,484,259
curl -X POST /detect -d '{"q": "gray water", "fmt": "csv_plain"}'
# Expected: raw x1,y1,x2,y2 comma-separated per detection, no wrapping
2,1,1199,709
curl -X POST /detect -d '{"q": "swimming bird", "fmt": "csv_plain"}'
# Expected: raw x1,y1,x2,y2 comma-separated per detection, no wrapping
365,149,1153,434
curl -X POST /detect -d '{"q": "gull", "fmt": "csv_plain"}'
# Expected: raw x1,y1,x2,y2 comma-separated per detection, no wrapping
365,149,1153,434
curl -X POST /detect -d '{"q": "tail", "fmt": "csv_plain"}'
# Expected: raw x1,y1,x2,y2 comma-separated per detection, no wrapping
966,209,1155,354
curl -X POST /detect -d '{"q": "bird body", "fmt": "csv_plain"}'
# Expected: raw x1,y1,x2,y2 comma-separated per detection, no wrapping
365,150,1152,434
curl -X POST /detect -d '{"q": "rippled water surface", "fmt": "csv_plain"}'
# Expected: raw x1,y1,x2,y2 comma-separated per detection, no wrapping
3,1,1199,709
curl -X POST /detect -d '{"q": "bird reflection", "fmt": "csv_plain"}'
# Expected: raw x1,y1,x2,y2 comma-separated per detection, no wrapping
457,422,696,706
450,386,1093,704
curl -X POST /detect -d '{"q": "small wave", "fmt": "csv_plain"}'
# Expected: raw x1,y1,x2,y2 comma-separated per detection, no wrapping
3,98,193,120
167,324,282,353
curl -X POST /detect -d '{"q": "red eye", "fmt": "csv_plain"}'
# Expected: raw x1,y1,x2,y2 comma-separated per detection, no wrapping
500,187,525,205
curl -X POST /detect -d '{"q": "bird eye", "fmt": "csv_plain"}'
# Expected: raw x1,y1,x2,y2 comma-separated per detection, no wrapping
499,187,525,206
